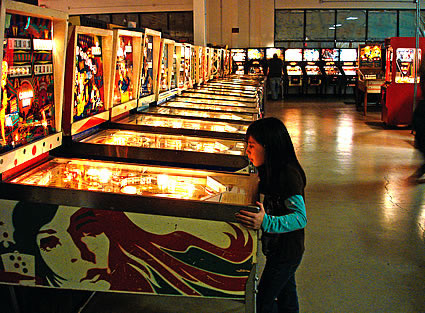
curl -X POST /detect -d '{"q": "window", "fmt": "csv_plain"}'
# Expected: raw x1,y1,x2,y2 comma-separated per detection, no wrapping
275,10,304,41
368,10,397,41
336,10,366,41
399,10,416,37
306,10,335,41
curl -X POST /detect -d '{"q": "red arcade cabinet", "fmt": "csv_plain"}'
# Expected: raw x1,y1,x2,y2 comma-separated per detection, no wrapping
381,37,425,126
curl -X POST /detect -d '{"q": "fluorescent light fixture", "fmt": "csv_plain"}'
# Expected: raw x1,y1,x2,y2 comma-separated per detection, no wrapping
346,16,358,20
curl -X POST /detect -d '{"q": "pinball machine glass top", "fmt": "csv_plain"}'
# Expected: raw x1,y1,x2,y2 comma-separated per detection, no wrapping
1,13,56,154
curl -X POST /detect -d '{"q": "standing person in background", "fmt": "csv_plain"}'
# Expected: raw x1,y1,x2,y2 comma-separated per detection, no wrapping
408,68,425,183
236,117,307,313
267,54,284,100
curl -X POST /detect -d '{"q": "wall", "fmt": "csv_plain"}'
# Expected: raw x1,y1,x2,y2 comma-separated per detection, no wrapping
207,0,274,48
275,0,420,10
39,0,193,14
39,0,423,48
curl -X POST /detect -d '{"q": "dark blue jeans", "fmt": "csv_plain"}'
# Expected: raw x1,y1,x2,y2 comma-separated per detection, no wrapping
269,77,282,100
256,257,302,313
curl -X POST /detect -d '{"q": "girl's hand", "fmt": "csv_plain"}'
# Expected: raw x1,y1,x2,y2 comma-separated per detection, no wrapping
235,201,265,230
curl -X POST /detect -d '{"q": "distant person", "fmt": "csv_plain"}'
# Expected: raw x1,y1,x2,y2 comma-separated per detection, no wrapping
267,53,284,100
236,117,307,313
408,70,425,183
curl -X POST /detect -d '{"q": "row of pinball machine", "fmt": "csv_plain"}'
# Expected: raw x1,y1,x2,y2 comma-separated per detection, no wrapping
232,38,425,126
0,1,263,312
0,1,423,311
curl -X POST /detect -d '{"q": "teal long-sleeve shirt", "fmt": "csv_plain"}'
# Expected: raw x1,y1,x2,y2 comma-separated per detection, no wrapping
261,195,307,233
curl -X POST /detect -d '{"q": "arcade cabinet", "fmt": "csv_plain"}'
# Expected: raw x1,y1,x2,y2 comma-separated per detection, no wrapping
321,48,342,95
303,48,323,95
284,48,303,95
339,48,358,95
357,43,385,115
231,49,247,75
381,37,425,126
246,48,266,75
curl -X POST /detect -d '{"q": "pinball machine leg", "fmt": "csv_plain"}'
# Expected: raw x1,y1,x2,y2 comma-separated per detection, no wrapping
76,291,97,313
364,90,368,116
8,286,20,313
280,79,284,100
245,263,258,313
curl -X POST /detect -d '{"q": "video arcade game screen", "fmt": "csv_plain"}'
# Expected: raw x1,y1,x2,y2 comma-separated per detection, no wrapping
74,33,106,122
140,34,154,97
395,48,421,83
1,13,56,154
113,35,135,105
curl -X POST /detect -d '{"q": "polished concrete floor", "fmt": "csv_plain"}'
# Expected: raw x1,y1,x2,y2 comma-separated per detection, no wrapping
4,96,425,312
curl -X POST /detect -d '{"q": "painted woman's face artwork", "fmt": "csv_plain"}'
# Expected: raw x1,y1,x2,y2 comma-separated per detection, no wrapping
36,206,111,289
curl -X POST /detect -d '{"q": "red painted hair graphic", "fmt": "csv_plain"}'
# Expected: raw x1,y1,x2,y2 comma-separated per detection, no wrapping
67,208,254,297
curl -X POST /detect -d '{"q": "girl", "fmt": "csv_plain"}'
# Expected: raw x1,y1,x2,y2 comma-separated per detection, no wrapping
236,117,307,313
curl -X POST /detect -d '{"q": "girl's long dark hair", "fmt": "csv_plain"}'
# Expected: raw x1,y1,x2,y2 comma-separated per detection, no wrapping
246,117,306,191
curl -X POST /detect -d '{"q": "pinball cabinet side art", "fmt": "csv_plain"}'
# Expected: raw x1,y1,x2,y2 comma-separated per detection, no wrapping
0,157,260,312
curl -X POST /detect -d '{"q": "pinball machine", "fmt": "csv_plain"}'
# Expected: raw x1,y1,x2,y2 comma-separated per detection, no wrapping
231,49,247,75
191,45,199,85
302,48,323,94
339,48,358,94
0,3,261,312
357,43,385,115
156,38,178,104
205,47,213,81
194,46,206,85
246,48,265,75
321,48,342,95
223,49,232,77
59,24,250,171
109,29,143,120
137,28,161,110
62,25,114,138
175,42,185,92
381,37,425,126
211,47,222,79
183,43,193,89
284,48,303,94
